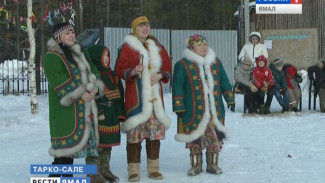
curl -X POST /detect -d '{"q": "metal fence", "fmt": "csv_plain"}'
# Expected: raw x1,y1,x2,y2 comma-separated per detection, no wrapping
0,60,48,95
0,28,237,95
105,28,238,84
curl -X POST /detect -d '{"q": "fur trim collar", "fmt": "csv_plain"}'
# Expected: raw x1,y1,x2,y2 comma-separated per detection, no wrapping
47,38,63,54
183,47,216,66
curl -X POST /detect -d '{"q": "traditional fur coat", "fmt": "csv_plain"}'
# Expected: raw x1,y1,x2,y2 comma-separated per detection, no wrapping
172,48,234,143
43,38,104,157
115,34,172,132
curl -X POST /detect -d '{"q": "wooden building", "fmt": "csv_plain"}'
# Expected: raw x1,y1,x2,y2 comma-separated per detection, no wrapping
250,0,325,59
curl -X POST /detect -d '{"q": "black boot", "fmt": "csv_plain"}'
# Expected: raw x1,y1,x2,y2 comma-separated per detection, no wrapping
49,157,73,177
258,104,265,114
265,105,271,114
282,106,289,113
292,107,299,112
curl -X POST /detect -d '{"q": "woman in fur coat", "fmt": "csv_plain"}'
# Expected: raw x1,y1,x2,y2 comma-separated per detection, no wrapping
172,34,234,176
43,22,106,181
115,16,172,182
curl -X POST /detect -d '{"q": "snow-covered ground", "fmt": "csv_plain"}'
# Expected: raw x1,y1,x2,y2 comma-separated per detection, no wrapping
1,82,325,183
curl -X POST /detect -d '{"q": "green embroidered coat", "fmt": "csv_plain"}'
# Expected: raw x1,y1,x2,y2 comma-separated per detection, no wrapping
87,45,126,148
172,48,234,143
43,39,105,157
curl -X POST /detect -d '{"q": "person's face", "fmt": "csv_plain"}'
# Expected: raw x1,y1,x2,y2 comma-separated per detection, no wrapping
136,22,150,40
258,60,265,67
59,29,76,46
276,65,283,71
251,36,259,45
102,49,110,66
243,64,251,71
193,42,208,57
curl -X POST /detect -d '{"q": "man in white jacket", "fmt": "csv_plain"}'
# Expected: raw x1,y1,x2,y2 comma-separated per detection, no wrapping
238,32,268,66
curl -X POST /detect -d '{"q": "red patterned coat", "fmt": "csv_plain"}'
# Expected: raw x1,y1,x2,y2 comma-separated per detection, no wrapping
115,35,172,132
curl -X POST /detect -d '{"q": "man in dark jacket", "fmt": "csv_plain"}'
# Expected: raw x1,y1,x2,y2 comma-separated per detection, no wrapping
270,59,290,112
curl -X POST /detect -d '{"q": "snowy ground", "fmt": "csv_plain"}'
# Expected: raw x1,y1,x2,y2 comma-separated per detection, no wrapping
1,86,325,183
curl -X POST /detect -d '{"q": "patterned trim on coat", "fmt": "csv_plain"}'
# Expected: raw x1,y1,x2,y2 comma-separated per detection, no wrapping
51,99,86,149
50,52,81,96
126,77,140,115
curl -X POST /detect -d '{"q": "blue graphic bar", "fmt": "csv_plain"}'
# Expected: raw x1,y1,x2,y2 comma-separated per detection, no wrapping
30,164,97,175
255,0,291,4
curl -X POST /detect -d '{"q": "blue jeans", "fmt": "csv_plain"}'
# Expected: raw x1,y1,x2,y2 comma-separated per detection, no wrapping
273,88,289,108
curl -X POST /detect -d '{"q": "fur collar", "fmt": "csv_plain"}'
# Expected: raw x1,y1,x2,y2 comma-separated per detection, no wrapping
47,38,63,54
46,38,83,58
183,47,216,66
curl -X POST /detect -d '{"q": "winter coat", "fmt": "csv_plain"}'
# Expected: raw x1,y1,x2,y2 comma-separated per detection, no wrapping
172,48,234,143
269,64,288,91
115,34,172,132
43,38,105,157
87,45,126,148
234,62,253,87
238,32,268,65
252,58,274,89
283,64,302,89
307,62,325,94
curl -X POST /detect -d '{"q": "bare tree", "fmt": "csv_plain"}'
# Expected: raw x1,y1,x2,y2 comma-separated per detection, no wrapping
79,0,83,32
27,0,38,114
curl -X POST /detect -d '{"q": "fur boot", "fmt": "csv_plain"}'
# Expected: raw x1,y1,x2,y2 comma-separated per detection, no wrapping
188,148,202,176
85,156,107,183
127,143,141,182
146,140,163,180
147,159,163,180
98,148,119,183
128,163,140,182
206,151,222,175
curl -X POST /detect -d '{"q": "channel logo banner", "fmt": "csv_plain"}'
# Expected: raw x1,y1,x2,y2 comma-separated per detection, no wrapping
256,0,302,14
30,177,90,183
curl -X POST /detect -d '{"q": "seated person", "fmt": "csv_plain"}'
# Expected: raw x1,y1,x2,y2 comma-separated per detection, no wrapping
283,64,302,112
234,57,258,113
252,55,274,114
269,59,290,112
307,58,325,112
